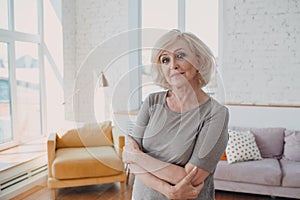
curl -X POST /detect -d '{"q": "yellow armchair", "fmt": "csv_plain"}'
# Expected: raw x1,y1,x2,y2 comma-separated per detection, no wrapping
47,121,127,200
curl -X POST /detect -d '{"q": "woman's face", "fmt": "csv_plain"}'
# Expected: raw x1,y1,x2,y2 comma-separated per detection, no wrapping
159,39,200,88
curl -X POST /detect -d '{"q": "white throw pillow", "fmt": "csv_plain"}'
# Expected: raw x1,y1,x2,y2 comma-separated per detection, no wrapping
226,130,262,164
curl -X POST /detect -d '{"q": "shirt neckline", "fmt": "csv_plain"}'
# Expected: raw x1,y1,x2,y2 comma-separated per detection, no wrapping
162,90,211,114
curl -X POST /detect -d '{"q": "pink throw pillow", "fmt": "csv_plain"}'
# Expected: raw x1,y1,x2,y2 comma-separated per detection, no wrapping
283,130,300,162
250,128,285,159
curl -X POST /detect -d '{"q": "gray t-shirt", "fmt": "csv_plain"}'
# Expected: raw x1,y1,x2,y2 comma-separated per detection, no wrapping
131,91,229,200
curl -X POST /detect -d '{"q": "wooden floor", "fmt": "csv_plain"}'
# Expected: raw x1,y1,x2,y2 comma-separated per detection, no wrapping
12,175,296,200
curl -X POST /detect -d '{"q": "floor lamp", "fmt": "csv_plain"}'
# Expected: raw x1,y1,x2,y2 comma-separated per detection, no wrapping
99,71,109,87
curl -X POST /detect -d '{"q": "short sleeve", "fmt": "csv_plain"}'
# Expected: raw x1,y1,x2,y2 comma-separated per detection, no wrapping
129,94,152,149
189,106,229,173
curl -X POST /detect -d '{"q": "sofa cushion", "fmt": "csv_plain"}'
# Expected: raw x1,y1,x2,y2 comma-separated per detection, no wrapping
226,130,262,164
283,130,300,162
52,146,123,179
215,158,282,186
230,127,285,158
280,159,300,187
57,121,113,148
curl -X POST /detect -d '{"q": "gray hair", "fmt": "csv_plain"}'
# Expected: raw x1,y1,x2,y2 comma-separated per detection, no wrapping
151,29,216,89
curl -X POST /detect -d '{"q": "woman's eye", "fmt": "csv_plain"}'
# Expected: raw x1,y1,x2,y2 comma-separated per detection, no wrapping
176,52,186,59
161,57,170,64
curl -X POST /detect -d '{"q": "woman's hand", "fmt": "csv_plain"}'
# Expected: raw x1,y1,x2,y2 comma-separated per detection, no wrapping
166,167,204,199
185,163,209,186
122,135,141,164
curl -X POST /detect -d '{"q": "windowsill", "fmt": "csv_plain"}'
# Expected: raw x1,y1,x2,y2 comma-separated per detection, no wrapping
0,137,47,172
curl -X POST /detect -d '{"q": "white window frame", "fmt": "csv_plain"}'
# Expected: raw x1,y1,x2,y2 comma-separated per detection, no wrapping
128,0,187,109
0,0,46,150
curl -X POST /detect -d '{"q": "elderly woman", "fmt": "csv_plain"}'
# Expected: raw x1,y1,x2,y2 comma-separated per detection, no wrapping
123,29,229,200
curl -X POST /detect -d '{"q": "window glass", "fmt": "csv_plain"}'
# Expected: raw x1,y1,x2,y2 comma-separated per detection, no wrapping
141,0,178,100
142,0,178,29
186,0,218,97
15,41,41,140
14,0,38,34
186,0,218,56
0,42,13,143
0,0,9,29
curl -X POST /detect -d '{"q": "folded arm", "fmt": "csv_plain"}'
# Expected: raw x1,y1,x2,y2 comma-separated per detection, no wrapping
130,163,203,199
123,136,210,186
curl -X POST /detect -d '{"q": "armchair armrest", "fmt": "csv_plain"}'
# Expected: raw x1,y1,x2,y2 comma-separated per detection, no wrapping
47,133,57,178
112,127,125,159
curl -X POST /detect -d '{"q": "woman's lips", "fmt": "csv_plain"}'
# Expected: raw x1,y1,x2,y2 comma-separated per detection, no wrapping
171,72,185,77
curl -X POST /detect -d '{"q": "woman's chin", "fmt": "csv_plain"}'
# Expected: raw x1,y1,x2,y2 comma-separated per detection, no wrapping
169,81,192,88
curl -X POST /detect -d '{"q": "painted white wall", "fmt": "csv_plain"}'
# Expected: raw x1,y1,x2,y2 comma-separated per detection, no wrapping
227,105,300,130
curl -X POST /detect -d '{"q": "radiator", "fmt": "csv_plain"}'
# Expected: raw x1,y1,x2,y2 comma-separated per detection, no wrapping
0,155,48,199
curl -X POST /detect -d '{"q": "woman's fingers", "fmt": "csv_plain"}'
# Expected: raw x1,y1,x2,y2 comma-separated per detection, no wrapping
183,167,197,183
195,182,204,190
191,182,204,198
168,167,202,199
123,136,140,164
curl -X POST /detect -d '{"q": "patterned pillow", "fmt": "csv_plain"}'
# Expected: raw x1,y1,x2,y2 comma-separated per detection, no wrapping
226,130,263,164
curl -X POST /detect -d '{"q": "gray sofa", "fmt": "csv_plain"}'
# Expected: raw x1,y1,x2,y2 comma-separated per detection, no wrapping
214,127,300,199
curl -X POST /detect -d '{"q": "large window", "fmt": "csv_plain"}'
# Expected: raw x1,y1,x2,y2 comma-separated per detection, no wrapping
141,0,179,99
14,0,38,34
0,0,44,149
141,0,219,100
0,42,13,144
15,42,41,141
0,0,9,29
186,0,218,56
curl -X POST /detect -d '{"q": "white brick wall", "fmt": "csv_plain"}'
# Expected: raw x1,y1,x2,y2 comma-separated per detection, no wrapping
61,0,300,123
222,0,300,105
62,0,129,122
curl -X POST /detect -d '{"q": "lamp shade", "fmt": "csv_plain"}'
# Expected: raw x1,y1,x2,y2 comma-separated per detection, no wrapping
99,71,108,87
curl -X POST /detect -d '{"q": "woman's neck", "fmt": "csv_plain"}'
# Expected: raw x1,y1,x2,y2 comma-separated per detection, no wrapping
167,84,210,112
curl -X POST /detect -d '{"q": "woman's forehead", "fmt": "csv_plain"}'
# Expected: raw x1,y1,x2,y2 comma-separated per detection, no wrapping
161,39,190,54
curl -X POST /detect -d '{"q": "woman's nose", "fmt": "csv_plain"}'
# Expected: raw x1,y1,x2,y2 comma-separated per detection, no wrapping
169,57,178,70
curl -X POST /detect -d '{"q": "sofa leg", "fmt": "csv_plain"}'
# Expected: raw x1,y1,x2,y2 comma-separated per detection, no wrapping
51,188,56,200
120,181,125,193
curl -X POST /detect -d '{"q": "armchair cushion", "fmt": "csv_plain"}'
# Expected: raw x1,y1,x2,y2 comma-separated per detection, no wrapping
56,121,113,148
52,146,124,179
